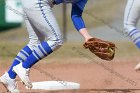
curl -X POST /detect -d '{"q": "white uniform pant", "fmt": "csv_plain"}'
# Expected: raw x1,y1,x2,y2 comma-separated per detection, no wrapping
21,0,63,50
124,0,140,46
124,0,140,32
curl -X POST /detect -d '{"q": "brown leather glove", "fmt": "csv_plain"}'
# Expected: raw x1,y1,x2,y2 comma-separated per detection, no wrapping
83,38,115,61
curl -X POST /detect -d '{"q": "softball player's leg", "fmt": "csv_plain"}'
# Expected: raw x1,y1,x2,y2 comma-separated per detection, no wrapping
13,0,63,88
0,14,41,92
7,17,40,79
124,0,140,71
124,0,140,48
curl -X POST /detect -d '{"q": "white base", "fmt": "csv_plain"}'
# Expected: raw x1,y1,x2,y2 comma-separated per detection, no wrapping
29,81,80,90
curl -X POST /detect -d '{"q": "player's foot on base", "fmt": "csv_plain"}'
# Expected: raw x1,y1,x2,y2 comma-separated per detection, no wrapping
13,63,32,89
135,62,140,71
0,73,19,93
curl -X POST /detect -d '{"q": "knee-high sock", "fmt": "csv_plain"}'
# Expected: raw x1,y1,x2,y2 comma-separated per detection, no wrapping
8,46,32,79
22,42,53,69
128,28,140,48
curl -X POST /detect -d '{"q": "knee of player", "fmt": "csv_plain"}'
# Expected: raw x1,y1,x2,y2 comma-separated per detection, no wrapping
45,38,63,51
27,39,39,50
55,39,64,48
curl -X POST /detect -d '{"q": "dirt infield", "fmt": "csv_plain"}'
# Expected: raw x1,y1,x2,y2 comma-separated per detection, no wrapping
1,57,140,93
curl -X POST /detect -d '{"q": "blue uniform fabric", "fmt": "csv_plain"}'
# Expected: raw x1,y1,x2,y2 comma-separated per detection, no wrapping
22,41,53,69
55,0,87,31
54,0,81,4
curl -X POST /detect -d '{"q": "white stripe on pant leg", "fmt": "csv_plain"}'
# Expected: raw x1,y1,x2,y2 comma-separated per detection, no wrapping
21,50,30,56
15,58,22,63
128,29,140,42
128,29,138,36
17,52,27,61
32,52,40,60
34,46,46,58
135,38,140,44
39,45,48,55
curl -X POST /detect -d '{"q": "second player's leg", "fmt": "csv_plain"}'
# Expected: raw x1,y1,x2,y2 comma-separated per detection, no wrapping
124,0,140,48
124,0,140,71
